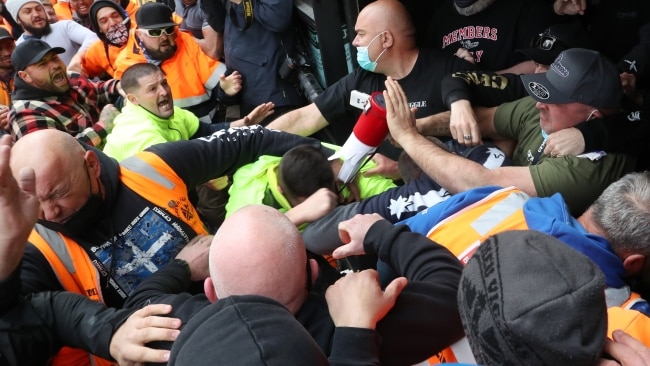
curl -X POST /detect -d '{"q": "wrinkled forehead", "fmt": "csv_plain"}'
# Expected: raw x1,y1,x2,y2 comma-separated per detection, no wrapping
138,70,167,88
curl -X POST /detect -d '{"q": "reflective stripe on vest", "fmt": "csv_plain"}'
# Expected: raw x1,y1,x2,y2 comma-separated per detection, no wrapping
30,224,102,301
29,225,112,366
172,63,226,109
426,186,530,265
120,151,208,235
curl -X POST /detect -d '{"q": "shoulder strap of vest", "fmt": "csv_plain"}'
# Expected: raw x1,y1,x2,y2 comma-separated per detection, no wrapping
29,224,102,302
120,151,208,235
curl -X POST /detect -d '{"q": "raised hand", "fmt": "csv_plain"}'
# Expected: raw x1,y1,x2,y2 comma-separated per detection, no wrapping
0,135,40,281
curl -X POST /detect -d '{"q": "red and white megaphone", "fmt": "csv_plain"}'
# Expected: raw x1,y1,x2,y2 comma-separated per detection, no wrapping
329,91,388,183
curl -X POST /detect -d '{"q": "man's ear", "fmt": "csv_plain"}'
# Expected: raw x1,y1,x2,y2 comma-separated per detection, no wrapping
381,31,394,48
623,254,646,277
126,93,139,105
204,277,218,303
17,70,30,83
84,150,102,179
309,258,319,286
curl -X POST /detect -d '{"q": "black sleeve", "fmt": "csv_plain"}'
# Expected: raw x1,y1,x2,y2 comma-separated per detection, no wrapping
215,80,242,105
328,327,382,366
190,121,231,138
199,0,226,32
313,71,364,126
0,267,20,315
362,220,464,365
617,22,650,76
46,292,132,359
145,125,324,189
441,71,526,108
576,111,650,156
19,243,65,296
122,260,210,356
1,268,60,365
123,260,192,309
0,267,131,364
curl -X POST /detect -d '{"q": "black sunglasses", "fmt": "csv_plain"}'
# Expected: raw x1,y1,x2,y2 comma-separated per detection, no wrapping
142,25,176,37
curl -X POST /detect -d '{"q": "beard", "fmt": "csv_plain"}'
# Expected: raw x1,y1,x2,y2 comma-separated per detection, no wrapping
21,21,52,37
146,43,178,61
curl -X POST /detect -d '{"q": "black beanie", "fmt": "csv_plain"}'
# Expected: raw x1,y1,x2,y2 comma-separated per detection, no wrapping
88,0,131,46
458,230,607,366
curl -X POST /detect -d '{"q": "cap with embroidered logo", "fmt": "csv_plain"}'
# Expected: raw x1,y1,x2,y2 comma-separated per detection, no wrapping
520,48,622,109
516,23,595,66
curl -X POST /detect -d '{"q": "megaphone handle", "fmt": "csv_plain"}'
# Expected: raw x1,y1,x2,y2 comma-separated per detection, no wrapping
337,151,377,195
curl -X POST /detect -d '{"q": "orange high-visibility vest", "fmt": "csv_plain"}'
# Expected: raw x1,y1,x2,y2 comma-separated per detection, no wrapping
425,186,530,265
424,187,648,364
28,151,208,366
607,293,650,344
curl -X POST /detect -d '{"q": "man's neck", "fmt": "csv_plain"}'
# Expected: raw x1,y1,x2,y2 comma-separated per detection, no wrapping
384,48,419,80
576,207,607,238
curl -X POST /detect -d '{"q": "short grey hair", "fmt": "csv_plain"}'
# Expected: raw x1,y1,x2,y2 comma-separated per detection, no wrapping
591,171,650,256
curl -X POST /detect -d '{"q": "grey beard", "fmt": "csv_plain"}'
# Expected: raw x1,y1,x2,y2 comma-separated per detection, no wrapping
455,0,497,16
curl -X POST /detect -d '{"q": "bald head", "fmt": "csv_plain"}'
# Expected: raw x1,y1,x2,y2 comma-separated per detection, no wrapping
357,0,415,43
11,130,85,175
209,205,309,312
10,130,99,223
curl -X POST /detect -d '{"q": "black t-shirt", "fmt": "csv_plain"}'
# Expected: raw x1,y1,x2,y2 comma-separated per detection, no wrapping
427,0,554,71
313,47,476,146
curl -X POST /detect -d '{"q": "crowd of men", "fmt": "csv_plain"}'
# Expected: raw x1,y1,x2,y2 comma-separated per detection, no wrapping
1,0,650,365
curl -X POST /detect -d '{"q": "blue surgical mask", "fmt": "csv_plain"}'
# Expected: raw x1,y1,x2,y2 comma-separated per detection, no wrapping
356,31,387,72
541,129,548,140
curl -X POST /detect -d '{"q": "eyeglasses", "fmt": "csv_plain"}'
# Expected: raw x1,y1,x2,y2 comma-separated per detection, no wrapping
531,33,564,51
141,26,176,37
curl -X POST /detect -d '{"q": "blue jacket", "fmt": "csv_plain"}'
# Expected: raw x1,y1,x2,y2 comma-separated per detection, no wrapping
401,186,627,290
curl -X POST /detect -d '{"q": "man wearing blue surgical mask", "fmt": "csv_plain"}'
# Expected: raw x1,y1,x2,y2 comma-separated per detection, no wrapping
267,0,476,159
356,31,387,72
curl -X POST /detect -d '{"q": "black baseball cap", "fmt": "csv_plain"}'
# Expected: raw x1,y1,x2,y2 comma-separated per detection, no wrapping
11,39,65,71
0,28,13,41
135,2,177,29
521,48,622,109
516,23,595,66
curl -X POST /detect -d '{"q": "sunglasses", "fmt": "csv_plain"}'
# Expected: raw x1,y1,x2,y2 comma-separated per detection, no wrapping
531,33,565,51
141,26,176,37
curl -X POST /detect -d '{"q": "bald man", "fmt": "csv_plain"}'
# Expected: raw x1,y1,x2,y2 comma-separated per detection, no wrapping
123,204,465,365
205,205,312,313
8,127,326,363
266,0,476,152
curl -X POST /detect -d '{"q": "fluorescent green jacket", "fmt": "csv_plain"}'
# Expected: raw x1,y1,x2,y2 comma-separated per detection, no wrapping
103,101,200,161
225,143,397,218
